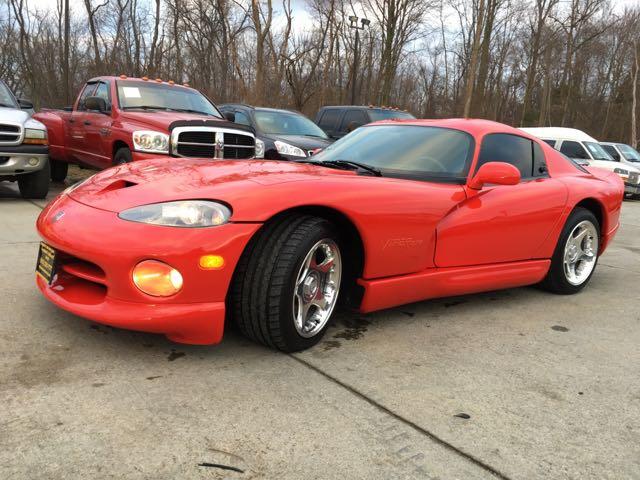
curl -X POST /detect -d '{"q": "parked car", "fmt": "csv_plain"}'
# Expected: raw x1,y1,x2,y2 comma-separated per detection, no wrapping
0,80,50,199
36,119,622,352
315,105,415,139
219,104,332,159
33,75,256,182
520,127,640,197
600,142,640,170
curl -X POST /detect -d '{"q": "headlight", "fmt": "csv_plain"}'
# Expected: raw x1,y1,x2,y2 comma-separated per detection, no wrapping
255,138,265,158
275,140,306,157
132,130,169,154
614,167,630,179
118,200,231,227
23,128,48,145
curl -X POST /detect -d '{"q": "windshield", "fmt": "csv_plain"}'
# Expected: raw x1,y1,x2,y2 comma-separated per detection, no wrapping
0,82,17,108
116,80,221,117
368,109,415,121
312,125,474,180
255,110,328,138
617,144,640,162
584,141,614,161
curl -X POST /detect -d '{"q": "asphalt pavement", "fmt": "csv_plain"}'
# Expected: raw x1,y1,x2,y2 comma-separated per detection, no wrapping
1,172,639,479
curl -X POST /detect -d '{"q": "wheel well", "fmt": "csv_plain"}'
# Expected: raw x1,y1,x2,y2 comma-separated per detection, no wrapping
112,141,130,162
575,198,604,233
255,206,366,305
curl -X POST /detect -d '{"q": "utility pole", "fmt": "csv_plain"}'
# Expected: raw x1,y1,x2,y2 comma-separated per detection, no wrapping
348,15,370,105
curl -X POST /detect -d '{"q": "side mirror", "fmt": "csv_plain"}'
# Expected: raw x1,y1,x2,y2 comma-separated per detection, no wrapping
85,96,107,113
223,111,236,122
18,98,33,110
469,162,521,190
347,121,363,132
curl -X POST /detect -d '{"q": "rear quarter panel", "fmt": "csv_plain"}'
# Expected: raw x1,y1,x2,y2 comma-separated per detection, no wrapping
33,110,72,162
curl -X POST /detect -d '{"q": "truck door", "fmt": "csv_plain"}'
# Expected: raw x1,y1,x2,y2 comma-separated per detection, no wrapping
436,134,567,267
68,82,97,163
82,81,113,168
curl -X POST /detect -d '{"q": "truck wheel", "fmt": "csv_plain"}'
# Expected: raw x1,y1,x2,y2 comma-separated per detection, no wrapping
539,207,600,294
18,161,50,199
114,147,132,165
50,159,68,182
230,214,343,352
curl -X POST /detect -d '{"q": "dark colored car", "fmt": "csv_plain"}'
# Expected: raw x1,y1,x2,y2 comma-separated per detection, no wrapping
315,105,416,139
219,104,332,160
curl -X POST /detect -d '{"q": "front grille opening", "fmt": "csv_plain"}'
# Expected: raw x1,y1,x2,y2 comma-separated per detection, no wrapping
177,144,215,157
223,146,255,159
174,128,255,159
179,131,215,143
0,124,20,133
56,252,106,287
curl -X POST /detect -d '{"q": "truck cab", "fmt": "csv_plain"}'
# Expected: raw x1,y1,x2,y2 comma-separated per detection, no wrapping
34,76,256,182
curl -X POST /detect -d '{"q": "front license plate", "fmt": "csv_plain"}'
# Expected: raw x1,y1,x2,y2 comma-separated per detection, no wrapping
36,242,58,285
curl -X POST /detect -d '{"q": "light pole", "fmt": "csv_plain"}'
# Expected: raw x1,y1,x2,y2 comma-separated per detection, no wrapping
349,15,370,105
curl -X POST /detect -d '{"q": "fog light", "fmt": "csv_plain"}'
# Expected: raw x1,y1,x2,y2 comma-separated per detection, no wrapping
199,254,224,270
132,260,183,297
28,157,39,166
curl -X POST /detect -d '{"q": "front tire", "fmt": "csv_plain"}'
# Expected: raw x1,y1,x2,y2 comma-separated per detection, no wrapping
113,147,132,165
18,161,50,199
230,214,343,352
540,207,600,294
50,159,68,182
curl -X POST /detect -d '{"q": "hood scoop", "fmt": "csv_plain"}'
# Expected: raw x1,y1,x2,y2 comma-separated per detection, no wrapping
99,179,138,194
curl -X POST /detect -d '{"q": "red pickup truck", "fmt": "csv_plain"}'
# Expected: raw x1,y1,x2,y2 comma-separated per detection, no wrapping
34,75,258,181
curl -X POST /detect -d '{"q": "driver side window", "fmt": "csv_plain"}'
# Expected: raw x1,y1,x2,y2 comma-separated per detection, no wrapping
476,133,536,180
559,141,589,160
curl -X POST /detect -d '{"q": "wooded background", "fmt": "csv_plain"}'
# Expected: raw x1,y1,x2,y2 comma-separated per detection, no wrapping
3,0,640,143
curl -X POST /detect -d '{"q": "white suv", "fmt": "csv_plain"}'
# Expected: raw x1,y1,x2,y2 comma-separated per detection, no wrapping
520,127,640,198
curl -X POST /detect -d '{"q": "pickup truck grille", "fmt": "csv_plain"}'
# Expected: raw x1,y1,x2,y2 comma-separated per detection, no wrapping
171,127,255,159
0,123,22,145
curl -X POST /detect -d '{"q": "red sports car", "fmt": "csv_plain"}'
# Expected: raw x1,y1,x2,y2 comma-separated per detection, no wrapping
36,119,623,351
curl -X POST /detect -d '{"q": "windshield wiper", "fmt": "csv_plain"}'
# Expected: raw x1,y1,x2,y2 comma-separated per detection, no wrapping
0,102,15,108
298,159,382,176
122,105,170,111
170,108,217,116
325,160,382,176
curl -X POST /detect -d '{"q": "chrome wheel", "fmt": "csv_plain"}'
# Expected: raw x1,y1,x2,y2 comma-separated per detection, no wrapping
292,238,342,338
563,220,598,286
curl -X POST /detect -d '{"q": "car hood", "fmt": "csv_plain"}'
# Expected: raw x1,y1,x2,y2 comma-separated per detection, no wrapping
264,134,333,150
119,111,224,131
0,106,30,125
68,158,357,213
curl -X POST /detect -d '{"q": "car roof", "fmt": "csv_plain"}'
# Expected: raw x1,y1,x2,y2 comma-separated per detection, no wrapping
88,75,195,91
220,103,303,115
368,118,543,139
519,127,598,143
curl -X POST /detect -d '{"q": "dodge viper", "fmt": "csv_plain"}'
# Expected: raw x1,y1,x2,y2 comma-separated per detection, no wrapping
36,119,623,352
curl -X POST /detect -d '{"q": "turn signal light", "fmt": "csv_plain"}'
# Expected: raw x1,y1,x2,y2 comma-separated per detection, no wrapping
199,255,224,270
23,138,48,145
132,260,183,297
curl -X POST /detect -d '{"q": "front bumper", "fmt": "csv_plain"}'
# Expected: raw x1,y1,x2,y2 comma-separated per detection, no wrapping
624,182,640,195
0,145,48,175
36,194,261,344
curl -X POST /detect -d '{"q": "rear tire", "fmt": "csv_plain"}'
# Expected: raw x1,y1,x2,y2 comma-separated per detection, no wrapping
50,159,68,182
113,147,132,165
18,161,50,199
540,207,600,295
230,214,343,352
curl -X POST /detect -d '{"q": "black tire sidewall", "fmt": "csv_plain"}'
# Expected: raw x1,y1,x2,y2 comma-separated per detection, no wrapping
50,159,68,182
547,208,600,294
276,220,341,351
114,148,132,165
18,160,50,199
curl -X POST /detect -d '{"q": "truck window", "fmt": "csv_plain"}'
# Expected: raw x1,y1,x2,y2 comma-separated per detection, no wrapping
559,141,589,160
339,110,368,133
77,83,97,111
477,133,535,179
92,82,111,110
601,144,620,161
318,109,341,132
541,139,556,147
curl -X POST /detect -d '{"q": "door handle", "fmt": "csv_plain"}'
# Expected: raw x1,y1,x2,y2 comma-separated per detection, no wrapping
69,119,75,123
84,121,91,126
